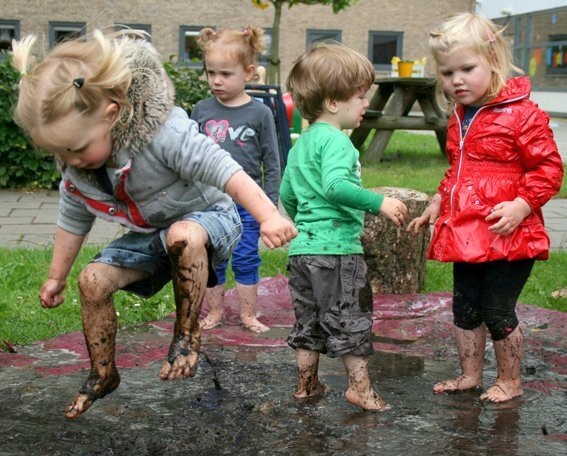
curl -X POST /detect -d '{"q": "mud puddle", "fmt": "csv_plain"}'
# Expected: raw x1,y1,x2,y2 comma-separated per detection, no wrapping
1,346,565,455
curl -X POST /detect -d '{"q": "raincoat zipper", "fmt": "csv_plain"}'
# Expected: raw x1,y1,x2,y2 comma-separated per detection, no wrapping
443,94,528,224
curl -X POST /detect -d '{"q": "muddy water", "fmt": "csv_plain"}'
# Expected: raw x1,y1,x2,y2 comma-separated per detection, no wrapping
1,343,565,455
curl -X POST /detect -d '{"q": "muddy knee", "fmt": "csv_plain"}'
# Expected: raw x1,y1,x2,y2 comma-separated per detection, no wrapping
78,263,121,302
167,221,208,252
485,317,519,341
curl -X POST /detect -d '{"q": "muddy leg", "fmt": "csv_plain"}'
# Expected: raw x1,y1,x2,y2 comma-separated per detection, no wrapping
480,326,524,402
238,283,269,333
293,348,330,398
200,284,226,330
343,354,388,411
434,325,486,394
65,263,146,419
160,221,209,381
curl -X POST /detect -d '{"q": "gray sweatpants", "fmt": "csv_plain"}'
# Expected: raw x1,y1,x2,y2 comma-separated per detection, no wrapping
286,254,374,358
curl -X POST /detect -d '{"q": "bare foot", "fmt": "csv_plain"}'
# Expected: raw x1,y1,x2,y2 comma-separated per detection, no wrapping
293,380,331,399
345,387,390,411
64,368,120,419
433,374,482,394
160,334,200,380
199,312,224,330
480,381,523,403
241,315,270,333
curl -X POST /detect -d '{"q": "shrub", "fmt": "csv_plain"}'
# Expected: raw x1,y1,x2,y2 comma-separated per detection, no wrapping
163,56,211,115
0,55,59,189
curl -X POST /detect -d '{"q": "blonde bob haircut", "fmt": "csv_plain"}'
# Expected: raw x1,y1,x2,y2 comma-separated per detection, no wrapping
286,42,375,123
11,30,139,146
429,12,523,103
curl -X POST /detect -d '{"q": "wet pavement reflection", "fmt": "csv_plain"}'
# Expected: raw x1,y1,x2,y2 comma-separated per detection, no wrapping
0,276,565,455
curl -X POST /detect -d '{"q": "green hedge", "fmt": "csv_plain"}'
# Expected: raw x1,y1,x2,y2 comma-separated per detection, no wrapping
0,53,211,190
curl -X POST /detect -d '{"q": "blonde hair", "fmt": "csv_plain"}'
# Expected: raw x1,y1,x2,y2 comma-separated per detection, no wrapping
286,42,375,122
429,12,523,103
11,30,138,146
198,26,266,69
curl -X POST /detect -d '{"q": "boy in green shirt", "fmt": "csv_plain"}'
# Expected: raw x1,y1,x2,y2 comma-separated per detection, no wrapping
280,43,408,410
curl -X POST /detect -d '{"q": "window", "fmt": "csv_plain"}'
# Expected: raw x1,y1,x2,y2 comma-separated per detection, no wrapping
115,23,152,42
306,29,341,47
0,20,19,53
49,22,85,47
369,32,403,71
499,7,567,91
179,25,209,66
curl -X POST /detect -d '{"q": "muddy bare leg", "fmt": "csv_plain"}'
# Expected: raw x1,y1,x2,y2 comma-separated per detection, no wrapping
200,284,226,330
434,325,486,393
480,326,524,402
238,283,269,333
343,354,388,411
65,264,146,419
160,222,209,380
293,348,330,398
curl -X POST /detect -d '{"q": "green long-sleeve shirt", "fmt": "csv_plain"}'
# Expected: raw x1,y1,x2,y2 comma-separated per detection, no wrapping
280,122,384,256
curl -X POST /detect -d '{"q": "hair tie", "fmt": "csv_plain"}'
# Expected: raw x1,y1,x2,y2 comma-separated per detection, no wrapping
487,30,496,44
73,78,85,88
20,70,27,77
242,26,250,37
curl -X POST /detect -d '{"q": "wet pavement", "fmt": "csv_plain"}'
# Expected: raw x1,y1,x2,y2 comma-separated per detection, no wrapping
1,276,565,455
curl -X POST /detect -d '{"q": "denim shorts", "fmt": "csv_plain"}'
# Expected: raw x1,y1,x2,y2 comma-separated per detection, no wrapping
286,254,374,358
91,203,242,298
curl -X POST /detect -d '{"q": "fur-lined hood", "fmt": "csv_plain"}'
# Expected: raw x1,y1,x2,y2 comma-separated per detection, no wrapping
112,38,175,157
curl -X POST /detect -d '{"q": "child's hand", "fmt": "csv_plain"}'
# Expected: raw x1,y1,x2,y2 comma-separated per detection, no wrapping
486,198,531,236
260,212,298,248
379,196,408,227
39,278,67,308
407,193,441,235
407,204,440,234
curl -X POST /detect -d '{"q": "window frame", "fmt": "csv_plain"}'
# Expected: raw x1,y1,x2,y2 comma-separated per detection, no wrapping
114,23,152,42
0,19,19,55
48,21,85,47
179,25,211,67
368,31,403,71
306,29,342,48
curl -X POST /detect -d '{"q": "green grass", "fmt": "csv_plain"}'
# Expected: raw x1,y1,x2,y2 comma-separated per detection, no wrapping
1,130,565,347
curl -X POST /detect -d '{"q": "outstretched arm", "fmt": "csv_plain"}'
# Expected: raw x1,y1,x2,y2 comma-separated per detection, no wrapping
225,170,297,248
39,226,85,308
407,193,441,234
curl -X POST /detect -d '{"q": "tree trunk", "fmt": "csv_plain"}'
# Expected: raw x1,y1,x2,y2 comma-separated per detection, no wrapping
267,0,282,85
361,187,430,294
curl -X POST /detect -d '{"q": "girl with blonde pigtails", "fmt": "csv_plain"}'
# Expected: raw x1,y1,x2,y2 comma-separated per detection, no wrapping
192,26,281,333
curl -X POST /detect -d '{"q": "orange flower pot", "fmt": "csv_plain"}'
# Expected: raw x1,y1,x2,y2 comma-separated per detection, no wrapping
397,61,414,78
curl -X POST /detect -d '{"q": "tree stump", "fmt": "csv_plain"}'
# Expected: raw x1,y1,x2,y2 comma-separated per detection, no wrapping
361,187,430,294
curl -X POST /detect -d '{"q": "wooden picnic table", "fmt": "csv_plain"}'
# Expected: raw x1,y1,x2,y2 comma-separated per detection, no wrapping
350,77,448,163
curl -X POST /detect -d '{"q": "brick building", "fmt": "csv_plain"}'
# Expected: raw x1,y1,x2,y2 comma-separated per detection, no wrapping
0,0,473,85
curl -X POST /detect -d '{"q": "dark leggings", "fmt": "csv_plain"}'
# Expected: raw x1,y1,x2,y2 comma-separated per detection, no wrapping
452,259,535,341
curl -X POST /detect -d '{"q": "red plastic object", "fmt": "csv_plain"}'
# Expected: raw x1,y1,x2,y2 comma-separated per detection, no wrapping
282,92,294,127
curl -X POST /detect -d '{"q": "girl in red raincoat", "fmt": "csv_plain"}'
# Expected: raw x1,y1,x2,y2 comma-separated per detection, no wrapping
408,12,563,403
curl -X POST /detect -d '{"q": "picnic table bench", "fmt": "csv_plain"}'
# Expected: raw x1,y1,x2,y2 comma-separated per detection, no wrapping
350,77,448,163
